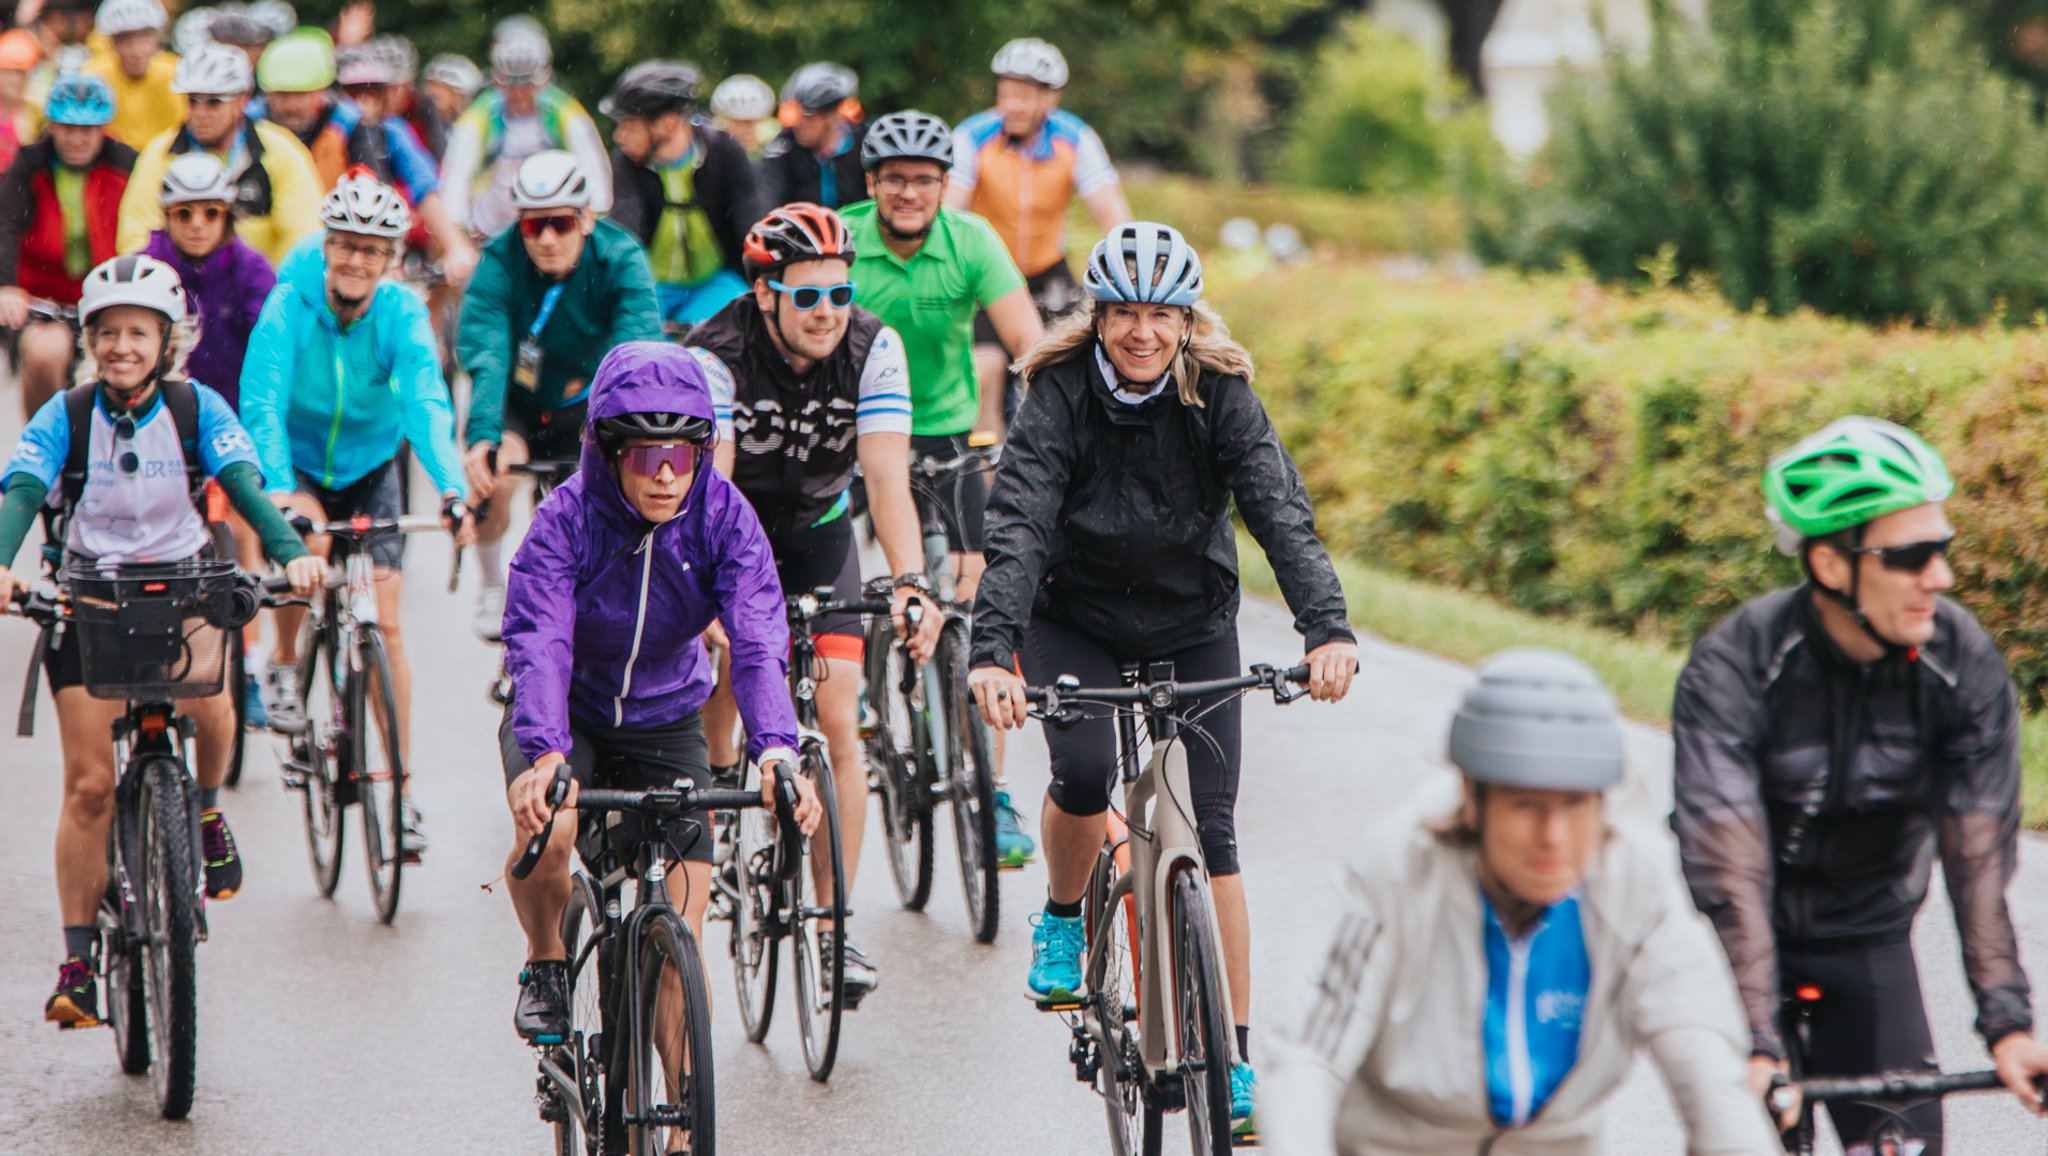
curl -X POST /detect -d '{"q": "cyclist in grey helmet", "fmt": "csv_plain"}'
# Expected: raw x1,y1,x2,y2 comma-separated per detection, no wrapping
1261,649,1777,1155
757,61,866,210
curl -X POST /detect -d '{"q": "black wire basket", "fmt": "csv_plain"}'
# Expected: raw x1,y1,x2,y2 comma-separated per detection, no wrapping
62,559,242,702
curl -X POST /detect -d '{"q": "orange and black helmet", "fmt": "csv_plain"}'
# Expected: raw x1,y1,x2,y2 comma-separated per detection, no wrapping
742,203,855,280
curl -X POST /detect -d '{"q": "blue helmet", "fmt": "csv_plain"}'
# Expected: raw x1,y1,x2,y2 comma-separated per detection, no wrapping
1085,222,1204,307
46,70,115,127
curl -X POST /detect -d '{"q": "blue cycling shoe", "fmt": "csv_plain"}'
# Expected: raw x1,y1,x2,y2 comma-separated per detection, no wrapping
995,790,1036,867
1026,912,1085,1001
1230,1061,1258,1136
243,670,267,729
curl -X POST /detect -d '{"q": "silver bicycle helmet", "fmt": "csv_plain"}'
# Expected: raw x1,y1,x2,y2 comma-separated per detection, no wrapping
96,0,168,37
490,27,551,86
710,73,775,121
1446,649,1624,792
320,170,411,239
159,152,237,207
508,150,591,211
172,42,254,96
80,255,187,325
861,110,954,171
992,37,1068,89
423,53,483,99
781,61,856,112
1085,222,1204,307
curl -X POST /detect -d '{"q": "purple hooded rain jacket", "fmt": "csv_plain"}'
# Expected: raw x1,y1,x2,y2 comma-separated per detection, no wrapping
501,340,799,765
142,230,276,412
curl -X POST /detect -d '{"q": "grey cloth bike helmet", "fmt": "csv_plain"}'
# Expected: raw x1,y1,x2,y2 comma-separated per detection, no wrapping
861,110,953,171
1085,222,1204,307
782,61,856,112
1447,649,1624,791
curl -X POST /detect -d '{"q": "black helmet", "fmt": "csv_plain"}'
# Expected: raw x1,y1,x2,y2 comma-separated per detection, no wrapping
594,412,716,450
861,110,954,171
600,60,702,120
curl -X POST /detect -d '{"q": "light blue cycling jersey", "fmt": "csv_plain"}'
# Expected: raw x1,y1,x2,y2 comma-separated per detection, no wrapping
1482,889,1590,1128
238,234,465,497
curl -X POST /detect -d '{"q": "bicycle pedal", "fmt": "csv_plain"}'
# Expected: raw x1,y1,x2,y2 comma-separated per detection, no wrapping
1231,1131,1260,1148
1036,995,1084,1013
998,861,1028,872
54,1017,106,1031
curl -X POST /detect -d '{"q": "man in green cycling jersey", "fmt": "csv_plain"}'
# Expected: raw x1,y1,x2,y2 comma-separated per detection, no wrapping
240,171,475,855
459,150,662,641
840,110,1045,864
1675,417,2048,1147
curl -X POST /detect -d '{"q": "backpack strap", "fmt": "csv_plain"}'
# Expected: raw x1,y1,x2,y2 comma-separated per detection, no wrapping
54,378,206,523
158,377,205,506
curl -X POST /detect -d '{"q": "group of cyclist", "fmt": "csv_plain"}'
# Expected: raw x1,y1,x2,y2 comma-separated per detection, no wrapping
4,7,2047,1154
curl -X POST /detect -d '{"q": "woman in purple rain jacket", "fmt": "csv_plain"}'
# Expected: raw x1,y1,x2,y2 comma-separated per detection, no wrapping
142,152,276,411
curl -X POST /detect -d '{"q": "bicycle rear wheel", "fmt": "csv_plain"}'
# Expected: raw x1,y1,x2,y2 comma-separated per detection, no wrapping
626,913,716,1156
1088,849,1161,1156
295,620,346,897
939,620,1000,943
353,628,406,923
866,612,933,910
791,738,846,1082
139,757,199,1119
729,762,780,1044
1171,867,1233,1156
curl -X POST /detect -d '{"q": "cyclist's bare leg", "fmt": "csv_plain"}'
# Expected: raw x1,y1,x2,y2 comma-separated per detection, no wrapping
267,492,332,666
474,430,530,585
948,551,1005,772
17,321,74,420
1040,794,1106,907
370,566,412,770
702,644,739,767
185,686,235,791
1211,871,1251,1029
813,655,865,921
972,344,1008,438
53,689,124,925
506,806,579,960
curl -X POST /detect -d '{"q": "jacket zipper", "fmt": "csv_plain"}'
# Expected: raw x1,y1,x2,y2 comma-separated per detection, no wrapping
614,527,657,725
1504,934,1534,1127
323,338,346,488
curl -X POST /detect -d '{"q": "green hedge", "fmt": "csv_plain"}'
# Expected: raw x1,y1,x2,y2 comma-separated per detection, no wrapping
1209,264,2048,706
1109,175,1466,259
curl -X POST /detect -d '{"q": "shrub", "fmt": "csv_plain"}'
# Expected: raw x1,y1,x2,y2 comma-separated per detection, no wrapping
1283,14,1495,195
1477,0,2048,325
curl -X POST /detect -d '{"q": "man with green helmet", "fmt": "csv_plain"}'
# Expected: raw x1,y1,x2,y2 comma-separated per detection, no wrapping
1673,416,2048,1148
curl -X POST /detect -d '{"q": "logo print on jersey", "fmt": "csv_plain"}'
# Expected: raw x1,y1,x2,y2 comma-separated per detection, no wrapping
732,396,860,461
212,429,254,457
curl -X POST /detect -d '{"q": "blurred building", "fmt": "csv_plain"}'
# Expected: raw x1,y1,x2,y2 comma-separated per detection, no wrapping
1481,0,1704,154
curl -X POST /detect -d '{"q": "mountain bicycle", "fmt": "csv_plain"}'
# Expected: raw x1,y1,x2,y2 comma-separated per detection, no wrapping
511,765,800,1156
1028,662,1310,1156
865,438,1004,943
10,560,285,1119
277,513,447,923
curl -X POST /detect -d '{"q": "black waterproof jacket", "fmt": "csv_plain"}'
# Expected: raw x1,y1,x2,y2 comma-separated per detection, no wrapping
970,348,1353,670
755,122,869,212
1672,586,2032,1059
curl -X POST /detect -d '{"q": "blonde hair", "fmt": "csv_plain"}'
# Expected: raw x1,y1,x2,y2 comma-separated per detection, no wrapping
1014,298,1254,407
75,311,200,388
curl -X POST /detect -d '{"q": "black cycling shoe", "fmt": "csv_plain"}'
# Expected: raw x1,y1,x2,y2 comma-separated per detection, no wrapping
45,955,101,1029
201,808,244,899
515,959,571,1044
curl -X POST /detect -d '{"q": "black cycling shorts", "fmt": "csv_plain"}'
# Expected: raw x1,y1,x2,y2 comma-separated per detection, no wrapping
1779,938,1943,1151
769,513,863,651
502,399,587,465
296,457,405,571
498,703,714,864
910,433,988,553
1022,615,1245,876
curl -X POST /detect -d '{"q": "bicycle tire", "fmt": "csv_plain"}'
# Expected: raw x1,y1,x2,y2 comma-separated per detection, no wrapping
139,757,199,1119
866,611,933,910
224,628,245,787
940,620,1000,943
1170,867,1233,1156
354,628,406,923
102,814,148,1076
1087,848,1161,1156
553,877,607,1156
729,762,779,1044
791,738,846,1082
296,619,346,897
625,912,716,1156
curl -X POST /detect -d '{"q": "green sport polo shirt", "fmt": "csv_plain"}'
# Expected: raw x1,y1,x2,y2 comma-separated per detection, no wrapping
840,201,1024,437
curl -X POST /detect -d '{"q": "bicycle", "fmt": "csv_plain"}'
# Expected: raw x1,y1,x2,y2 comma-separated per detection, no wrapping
713,586,872,1082
474,455,579,703
276,512,448,924
864,438,1005,943
510,764,801,1156
1027,662,1310,1156
10,560,283,1119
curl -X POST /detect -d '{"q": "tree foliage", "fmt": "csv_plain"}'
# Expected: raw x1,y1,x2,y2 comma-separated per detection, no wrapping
1285,13,1494,194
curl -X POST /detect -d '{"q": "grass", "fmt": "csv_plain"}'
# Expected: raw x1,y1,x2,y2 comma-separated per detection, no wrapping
1238,531,2048,827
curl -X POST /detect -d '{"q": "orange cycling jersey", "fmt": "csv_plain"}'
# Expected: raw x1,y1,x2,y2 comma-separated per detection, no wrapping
951,108,1119,279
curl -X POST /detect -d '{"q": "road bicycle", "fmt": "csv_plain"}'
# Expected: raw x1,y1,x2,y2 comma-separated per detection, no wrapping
11,560,284,1119
276,513,446,923
511,765,799,1156
1028,662,1310,1156
713,586,871,1082
473,454,579,702
865,439,1004,943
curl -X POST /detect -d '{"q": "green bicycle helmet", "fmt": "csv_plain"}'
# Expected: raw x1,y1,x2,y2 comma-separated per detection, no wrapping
1762,417,1953,541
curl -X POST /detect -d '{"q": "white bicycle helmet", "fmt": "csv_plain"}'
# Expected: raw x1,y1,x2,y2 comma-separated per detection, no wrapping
992,37,1068,89
710,73,775,121
1085,222,1204,307
422,53,483,99
245,0,295,39
490,28,552,86
159,152,237,207
97,0,168,37
320,170,411,239
171,7,216,57
172,43,254,96
80,255,188,325
509,150,591,211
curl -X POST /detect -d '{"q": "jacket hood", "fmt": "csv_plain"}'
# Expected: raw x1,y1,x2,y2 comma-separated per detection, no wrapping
580,340,719,522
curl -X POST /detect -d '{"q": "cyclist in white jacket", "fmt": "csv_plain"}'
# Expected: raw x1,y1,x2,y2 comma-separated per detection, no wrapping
1260,649,1779,1155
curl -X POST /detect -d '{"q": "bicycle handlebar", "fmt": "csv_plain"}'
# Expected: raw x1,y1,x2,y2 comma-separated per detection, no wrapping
1024,663,1313,712
9,571,304,625
286,513,452,538
509,761,802,881
1786,1069,2007,1104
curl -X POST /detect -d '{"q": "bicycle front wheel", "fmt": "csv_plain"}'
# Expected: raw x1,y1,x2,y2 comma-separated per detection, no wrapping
224,628,246,787
626,913,716,1156
353,628,406,923
1171,867,1233,1156
553,877,610,1156
867,611,933,910
139,758,199,1119
728,762,779,1044
101,817,148,1076
791,738,846,1082
939,620,1000,943
295,620,346,897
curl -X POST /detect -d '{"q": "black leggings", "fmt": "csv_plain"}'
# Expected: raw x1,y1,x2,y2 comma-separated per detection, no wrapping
1780,939,1943,1152
1021,616,1244,875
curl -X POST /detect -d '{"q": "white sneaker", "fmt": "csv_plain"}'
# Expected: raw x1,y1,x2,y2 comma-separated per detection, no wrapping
264,661,307,735
473,583,507,643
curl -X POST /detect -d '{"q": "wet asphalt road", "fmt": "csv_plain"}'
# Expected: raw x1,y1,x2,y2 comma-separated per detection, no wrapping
2,409,2047,1155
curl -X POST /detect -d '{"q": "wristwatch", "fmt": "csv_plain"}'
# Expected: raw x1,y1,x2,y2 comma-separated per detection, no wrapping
894,572,935,596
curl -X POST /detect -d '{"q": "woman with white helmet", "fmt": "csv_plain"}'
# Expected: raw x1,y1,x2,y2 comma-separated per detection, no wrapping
0,254,323,1029
709,72,776,157
87,0,184,148
141,152,276,411
969,222,1360,1138
1259,649,1779,1155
